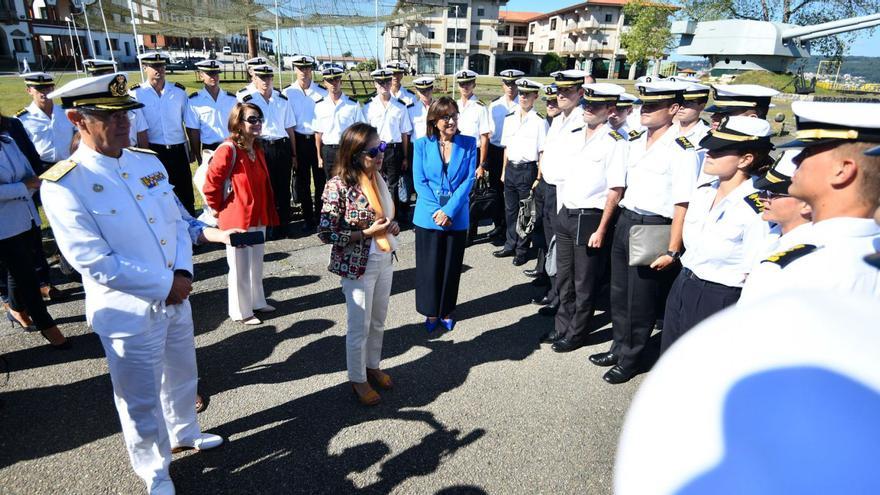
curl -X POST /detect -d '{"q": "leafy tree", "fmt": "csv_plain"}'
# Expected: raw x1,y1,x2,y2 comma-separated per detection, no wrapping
540,52,564,75
342,50,353,58
355,59,378,71
680,0,880,58
620,0,676,70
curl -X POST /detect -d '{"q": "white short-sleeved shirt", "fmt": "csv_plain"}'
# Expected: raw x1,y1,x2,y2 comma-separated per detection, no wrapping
391,86,417,108
184,88,238,145
128,108,148,147
363,95,412,144
239,89,296,140
540,106,585,188
407,98,432,141
682,120,712,182
739,221,813,304
283,80,328,135
314,94,365,145
489,94,519,147
456,95,490,140
560,125,628,210
16,102,76,162
130,81,188,145
500,107,548,164
738,218,880,304
619,123,700,218
680,179,770,287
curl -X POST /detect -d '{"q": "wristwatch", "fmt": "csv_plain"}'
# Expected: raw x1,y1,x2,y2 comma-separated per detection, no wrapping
666,250,682,261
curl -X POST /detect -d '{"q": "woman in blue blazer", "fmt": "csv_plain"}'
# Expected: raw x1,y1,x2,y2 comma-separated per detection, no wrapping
412,96,477,331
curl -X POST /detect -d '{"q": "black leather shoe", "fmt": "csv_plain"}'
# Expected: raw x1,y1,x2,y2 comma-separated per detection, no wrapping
531,295,551,306
603,365,637,385
551,338,585,353
589,351,618,367
512,256,527,266
540,330,562,343
538,304,558,316
522,268,539,278
531,276,550,287
493,249,515,258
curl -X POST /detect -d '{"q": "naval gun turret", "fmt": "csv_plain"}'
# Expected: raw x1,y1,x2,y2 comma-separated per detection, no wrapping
672,14,880,74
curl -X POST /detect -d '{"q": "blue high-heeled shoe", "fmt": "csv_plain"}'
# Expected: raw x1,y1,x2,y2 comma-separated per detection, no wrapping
441,318,456,331
424,317,440,332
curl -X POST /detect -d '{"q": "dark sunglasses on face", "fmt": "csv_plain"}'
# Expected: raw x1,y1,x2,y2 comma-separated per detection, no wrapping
439,114,459,123
244,116,264,125
362,141,387,158
757,190,790,200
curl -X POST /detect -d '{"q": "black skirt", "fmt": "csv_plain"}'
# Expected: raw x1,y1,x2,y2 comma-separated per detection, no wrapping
415,226,467,317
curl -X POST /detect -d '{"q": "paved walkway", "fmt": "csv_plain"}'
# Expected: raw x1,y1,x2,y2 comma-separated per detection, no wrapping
0,226,648,494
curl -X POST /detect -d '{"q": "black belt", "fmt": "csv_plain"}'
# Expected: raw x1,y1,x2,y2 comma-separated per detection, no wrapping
681,267,741,291
563,207,601,216
385,142,402,148
261,137,290,144
295,132,315,140
508,160,537,169
149,143,186,150
621,208,670,222
322,143,340,149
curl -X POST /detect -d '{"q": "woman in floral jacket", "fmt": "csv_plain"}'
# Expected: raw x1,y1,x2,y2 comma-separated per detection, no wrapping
318,123,400,406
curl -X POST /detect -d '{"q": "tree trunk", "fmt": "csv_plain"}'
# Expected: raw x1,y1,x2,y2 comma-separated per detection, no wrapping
782,0,791,23
247,28,259,58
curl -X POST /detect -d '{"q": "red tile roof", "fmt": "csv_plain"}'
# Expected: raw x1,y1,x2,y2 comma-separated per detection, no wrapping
499,11,543,23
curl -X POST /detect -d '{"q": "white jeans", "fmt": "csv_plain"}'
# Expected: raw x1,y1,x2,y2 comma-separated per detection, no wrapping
98,300,201,495
226,226,267,320
340,251,394,383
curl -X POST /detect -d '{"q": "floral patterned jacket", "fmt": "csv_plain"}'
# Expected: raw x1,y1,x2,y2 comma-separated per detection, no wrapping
317,176,377,280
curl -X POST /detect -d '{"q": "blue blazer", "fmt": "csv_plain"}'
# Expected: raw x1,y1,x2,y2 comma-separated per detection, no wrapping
412,133,477,231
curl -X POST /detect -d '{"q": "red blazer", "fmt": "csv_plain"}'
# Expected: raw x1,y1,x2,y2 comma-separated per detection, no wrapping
204,140,279,230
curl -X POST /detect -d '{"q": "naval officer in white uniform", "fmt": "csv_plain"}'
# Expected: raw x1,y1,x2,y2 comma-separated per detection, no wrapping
40,73,222,495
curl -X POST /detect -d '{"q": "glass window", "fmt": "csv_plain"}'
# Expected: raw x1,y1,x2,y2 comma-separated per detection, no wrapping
530,24,535,34
447,3,466,18
548,39,555,50
550,18,557,30
513,25,527,37
419,52,440,74
605,13,613,23
93,39,102,55
13,38,28,52
446,28,466,43
124,41,131,56
428,30,435,40
477,7,484,17
528,42,533,52
444,52,463,75
476,29,483,41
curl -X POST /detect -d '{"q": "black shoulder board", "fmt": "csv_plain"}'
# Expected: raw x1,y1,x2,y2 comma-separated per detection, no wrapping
237,86,249,93
242,94,253,102
609,130,624,141
188,91,198,99
676,136,694,150
405,101,414,108
629,130,645,141
743,192,765,214
14,108,27,117
537,112,545,119
701,118,710,126
315,97,324,104
277,92,288,101
570,126,584,133
761,244,817,268
127,146,158,156
129,83,140,90
225,91,236,98
505,111,515,117
476,100,486,106
174,82,186,91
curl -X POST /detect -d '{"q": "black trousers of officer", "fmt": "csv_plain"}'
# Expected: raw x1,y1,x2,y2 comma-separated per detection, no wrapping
381,142,408,223
150,143,195,216
415,227,467,318
294,132,323,227
0,225,56,331
537,179,559,304
201,141,222,151
610,209,679,371
320,144,339,180
262,137,294,233
660,267,741,353
555,207,607,341
502,161,537,257
486,144,507,230
0,224,52,301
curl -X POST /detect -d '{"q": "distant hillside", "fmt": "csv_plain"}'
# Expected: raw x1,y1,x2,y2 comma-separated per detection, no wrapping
674,56,880,83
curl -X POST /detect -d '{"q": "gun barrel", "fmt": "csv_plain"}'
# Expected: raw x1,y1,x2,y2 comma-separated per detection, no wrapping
782,13,880,39
798,19,880,41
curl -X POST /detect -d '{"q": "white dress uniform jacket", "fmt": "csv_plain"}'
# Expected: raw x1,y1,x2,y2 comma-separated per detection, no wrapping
456,94,491,140
313,94,365,145
363,95,412,144
738,218,880,304
489,95,519,147
680,179,769,287
407,98,432,141
41,144,193,338
540,107,585,210
239,89,296,140
619,124,700,219
16,102,76,162
560,125,628,210
184,88,238,145
283,80,328,135
130,81,188,145
500,107,548,164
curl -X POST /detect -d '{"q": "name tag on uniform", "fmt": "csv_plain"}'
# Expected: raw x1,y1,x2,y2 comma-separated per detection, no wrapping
140,171,167,189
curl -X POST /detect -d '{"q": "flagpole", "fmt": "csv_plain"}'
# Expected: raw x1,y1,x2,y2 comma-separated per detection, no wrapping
127,0,144,82
96,0,116,64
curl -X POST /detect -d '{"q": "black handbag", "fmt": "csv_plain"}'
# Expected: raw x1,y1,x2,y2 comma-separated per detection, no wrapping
469,172,499,222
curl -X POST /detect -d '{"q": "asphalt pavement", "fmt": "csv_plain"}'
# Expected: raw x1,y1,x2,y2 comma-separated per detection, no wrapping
0,223,651,495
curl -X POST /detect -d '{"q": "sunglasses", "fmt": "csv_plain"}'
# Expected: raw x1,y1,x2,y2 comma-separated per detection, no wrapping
757,190,790,200
244,116,264,125
362,141,387,158
439,114,459,123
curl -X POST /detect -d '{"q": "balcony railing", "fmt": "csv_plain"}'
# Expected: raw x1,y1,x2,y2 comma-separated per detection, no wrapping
0,8,18,23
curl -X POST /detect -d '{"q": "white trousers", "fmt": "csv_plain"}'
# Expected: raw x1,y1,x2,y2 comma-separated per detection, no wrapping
340,251,394,383
98,300,201,495
226,226,267,320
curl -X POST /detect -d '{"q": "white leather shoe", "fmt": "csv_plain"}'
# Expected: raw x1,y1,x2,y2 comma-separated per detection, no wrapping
172,433,224,453
254,304,276,313
235,316,262,325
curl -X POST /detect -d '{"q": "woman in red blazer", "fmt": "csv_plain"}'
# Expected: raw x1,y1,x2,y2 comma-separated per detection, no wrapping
204,102,279,325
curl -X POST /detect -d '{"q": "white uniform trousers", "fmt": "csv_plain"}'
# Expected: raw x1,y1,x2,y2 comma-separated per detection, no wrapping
226,226,268,320
98,300,200,495
341,251,394,382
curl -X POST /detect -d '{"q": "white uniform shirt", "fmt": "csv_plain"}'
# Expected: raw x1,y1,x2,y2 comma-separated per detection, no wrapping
489,94,519,147
540,106,585,188
739,222,813,303
619,123,700,219
626,107,643,134
363,95,412,144
239,89,296,140
560,125,628,210
40,144,193,338
738,218,880,304
128,108,149,147
407,98,432,141
130,81,188,145
314,94,365,145
16,102,76,162
283,80,328,135
184,88,238,145
391,86,417,108
682,120,712,182
500,107,548,164
680,179,770,287
456,95,490,140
